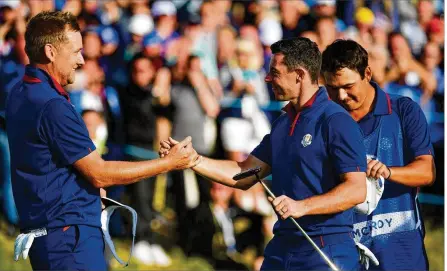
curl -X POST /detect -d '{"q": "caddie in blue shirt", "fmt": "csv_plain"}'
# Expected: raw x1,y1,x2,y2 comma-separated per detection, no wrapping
322,39,435,271
6,11,201,271
160,37,368,271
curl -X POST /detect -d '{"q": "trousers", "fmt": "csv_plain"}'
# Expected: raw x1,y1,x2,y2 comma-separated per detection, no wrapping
261,232,360,271
29,225,107,271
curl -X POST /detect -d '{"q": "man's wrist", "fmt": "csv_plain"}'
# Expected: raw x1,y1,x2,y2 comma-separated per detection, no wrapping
192,156,204,171
293,199,306,219
161,156,175,172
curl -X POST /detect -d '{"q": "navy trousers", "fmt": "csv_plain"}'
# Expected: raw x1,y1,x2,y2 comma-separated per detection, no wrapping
261,232,360,271
28,225,107,271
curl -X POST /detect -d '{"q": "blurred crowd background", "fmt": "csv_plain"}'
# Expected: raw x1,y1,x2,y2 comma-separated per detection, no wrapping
0,0,444,270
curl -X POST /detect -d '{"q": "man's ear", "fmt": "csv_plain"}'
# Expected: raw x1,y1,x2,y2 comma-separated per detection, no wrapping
44,44,57,62
295,68,305,83
364,66,372,82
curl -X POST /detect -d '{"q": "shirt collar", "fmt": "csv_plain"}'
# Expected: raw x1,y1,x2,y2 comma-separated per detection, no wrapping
282,86,329,121
370,81,391,116
23,65,71,102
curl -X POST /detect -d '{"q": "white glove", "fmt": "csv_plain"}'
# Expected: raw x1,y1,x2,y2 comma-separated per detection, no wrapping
354,175,385,215
355,242,379,270
14,233,35,261
355,156,385,215
14,227,47,262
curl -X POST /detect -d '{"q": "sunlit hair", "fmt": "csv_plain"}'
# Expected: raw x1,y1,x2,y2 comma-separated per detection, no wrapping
25,11,80,64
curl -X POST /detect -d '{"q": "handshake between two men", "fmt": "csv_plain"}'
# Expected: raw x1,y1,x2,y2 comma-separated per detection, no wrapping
159,136,203,170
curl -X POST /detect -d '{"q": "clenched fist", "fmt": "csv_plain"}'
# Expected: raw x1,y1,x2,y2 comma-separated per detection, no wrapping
367,159,391,180
268,195,306,220
162,137,202,170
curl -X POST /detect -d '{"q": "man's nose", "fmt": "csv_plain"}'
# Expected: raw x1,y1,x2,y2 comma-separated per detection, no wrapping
265,73,272,82
78,53,85,66
338,89,348,101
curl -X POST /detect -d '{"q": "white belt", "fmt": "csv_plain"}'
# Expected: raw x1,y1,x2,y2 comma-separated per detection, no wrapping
14,197,138,267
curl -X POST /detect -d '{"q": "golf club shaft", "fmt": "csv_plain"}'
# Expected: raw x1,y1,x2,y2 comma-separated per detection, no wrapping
256,176,340,271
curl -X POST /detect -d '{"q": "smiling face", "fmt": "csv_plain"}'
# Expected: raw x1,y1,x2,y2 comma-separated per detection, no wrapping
265,53,300,101
323,67,372,111
53,30,84,86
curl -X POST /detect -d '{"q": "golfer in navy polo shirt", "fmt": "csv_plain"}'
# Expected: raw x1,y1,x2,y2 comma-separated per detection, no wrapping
322,40,435,271
6,11,200,271
160,37,367,270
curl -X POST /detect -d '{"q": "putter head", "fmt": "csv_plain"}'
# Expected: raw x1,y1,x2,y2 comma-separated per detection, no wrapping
233,167,262,180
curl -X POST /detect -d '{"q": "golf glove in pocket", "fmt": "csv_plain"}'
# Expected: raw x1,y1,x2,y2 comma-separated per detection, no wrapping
14,228,47,261
356,242,379,270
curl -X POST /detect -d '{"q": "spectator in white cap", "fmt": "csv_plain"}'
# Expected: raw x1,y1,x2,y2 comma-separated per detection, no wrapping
371,12,392,48
0,0,20,9
258,18,283,48
143,0,179,60
400,0,434,56
125,14,154,61
151,0,177,17
258,18,283,75
314,0,337,17
78,91,108,156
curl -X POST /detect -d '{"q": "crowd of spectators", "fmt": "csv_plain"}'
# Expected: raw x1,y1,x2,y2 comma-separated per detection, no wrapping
0,0,444,270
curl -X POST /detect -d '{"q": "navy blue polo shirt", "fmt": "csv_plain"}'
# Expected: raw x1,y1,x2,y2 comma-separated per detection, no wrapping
359,82,434,161
6,65,101,231
251,87,367,236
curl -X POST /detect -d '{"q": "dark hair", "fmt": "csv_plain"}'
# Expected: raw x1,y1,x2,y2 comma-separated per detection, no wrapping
128,52,153,71
270,37,321,84
321,39,368,79
25,11,80,64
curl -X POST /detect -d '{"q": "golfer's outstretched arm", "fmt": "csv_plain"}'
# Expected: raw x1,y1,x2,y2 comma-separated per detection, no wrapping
192,154,271,190
74,137,200,188
161,134,272,190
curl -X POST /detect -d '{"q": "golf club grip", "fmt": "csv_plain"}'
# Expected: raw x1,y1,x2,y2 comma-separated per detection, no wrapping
233,167,262,180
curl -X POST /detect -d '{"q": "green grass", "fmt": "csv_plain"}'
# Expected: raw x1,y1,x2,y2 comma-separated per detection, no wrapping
0,219,443,271
424,220,444,271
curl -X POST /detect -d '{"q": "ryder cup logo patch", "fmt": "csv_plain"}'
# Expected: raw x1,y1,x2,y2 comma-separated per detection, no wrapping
301,134,312,147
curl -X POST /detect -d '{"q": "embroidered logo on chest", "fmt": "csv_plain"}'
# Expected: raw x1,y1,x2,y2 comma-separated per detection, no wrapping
301,134,313,147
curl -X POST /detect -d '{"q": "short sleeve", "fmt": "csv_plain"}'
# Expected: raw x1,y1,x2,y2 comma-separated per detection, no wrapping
250,133,272,166
39,99,96,166
398,97,434,158
326,112,367,175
